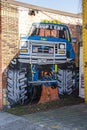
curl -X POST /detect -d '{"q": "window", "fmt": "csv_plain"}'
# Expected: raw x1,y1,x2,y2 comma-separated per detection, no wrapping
29,23,70,40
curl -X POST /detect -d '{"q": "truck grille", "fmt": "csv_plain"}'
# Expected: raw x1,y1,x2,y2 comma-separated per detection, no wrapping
19,41,67,64
31,41,66,56
31,41,55,56
32,45,54,54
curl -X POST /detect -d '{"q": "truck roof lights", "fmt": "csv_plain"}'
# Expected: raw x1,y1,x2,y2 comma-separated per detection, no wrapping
41,20,61,24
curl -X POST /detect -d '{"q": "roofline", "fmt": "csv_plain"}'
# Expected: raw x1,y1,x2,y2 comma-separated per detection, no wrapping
2,0,82,18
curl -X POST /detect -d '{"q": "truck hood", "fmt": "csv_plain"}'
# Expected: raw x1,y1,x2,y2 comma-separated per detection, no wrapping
21,36,69,43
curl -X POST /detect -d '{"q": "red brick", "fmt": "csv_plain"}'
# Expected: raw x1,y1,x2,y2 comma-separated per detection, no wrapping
0,1,19,108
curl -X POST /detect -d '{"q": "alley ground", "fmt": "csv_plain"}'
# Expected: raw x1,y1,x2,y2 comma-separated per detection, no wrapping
0,103,87,130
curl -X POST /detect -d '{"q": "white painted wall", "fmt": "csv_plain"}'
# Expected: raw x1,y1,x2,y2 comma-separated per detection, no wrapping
18,7,82,36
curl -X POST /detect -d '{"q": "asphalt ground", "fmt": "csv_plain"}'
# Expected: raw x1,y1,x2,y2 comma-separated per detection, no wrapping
0,103,87,130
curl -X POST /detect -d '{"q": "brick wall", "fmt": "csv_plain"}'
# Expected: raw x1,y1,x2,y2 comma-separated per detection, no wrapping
0,1,19,109
68,24,82,67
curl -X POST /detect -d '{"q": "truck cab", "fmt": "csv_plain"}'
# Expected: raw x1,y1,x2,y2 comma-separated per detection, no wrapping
19,20,75,64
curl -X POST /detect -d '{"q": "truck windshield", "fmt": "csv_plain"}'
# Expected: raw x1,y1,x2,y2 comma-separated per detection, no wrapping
29,23,70,40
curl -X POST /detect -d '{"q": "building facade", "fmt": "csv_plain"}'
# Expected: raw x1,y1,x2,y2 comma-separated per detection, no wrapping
0,0,82,109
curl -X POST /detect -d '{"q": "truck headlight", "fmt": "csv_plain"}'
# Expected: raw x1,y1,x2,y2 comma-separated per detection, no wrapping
59,44,65,49
20,41,28,48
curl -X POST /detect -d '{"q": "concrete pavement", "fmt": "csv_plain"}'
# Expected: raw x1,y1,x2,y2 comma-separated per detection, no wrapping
0,111,52,130
0,103,87,130
22,103,87,130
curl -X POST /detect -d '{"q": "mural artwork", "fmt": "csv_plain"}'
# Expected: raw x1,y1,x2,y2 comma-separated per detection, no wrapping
7,20,79,106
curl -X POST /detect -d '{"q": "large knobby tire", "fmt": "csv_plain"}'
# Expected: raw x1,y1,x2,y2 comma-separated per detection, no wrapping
7,58,28,106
